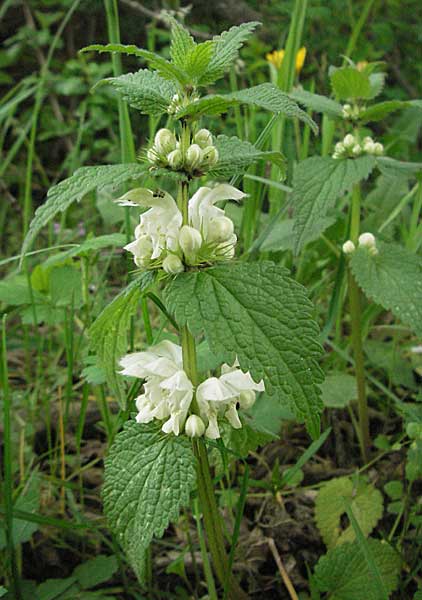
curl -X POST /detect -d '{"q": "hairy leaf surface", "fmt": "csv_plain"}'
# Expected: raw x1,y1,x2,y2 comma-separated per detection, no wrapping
21,163,146,260
210,135,285,178
314,539,400,600
315,476,383,549
292,156,376,252
89,272,155,407
175,83,318,132
350,242,422,336
165,262,324,437
289,89,343,118
99,69,177,115
103,421,196,581
199,21,260,85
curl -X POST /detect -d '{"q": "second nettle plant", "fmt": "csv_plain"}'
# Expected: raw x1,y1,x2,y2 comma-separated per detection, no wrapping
21,20,324,595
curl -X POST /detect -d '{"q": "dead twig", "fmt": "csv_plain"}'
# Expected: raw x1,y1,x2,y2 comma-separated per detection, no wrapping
267,537,299,600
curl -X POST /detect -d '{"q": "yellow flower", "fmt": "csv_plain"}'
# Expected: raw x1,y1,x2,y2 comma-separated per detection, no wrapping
266,49,285,69
295,47,307,73
265,47,307,73
356,60,368,72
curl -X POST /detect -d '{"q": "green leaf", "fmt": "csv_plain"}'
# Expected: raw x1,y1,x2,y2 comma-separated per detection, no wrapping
169,18,195,69
89,272,155,408
330,67,372,100
210,135,285,179
314,539,400,600
320,373,357,408
359,100,409,124
259,219,295,253
36,577,78,600
73,555,118,589
184,41,215,82
165,262,324,437
315,476,383,549
350,242,422,337
292,156,376,252
0,473,41,550
175,83,318,133
81,43,187,84
21,163,146,260
49,264,82,308
44,234,126,267
97,69,176,116
199,21,260,85
376,156,422,179
289,89,343,118
0,276,44,306
102,421,196,582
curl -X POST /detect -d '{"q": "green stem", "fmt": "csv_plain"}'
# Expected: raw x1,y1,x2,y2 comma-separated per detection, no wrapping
178,167,247,597
347,185,370,463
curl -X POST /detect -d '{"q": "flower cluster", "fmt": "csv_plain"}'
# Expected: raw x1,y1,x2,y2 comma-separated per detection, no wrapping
342,232,378,256
341,103,361,120
332,134,384,159
147,127,219,174
119,184,243,273
120,341,264,439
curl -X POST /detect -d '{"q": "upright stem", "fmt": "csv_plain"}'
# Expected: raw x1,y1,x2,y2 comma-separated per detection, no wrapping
348,185,370,462
178,170,247,598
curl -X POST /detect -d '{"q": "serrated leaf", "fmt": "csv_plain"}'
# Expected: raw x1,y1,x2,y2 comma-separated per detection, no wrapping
210,135,285,179
292,156,376,252
350,242,422,337
169,18,195,69
199,21,260,85
376,156,422,179
89,272,155,408
359,100,409,124
314,539,400,600
98,69,177,116
175,83,318,133
102,421,196,582
21,163,146,261
289,89,343,118
368,72,386,99
184,41,215,82
315,476,383,549
165,262,324,437
81,43,187,84
330,67,372,100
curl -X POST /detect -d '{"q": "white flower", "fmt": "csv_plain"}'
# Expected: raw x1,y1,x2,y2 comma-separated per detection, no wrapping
167,148,183,169
185,414,206,437
189,183,245,244
120,341,193,436
352,144,362,156
207,216,234,243
196,363,264,439
342,240,356,254
358,232,376,248
201,146,219,167
179,225,202,260
373,142,384,156
117,188,182,260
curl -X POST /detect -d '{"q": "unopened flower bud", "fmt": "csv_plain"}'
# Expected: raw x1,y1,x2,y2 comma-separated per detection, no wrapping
207,216,234,243
194,128,213,148
352,144,362,156
162,254,184,274
343,134,356,149
186,144,203,170
154,128,177,155
363,140,376,154
342,103,352,117
373,142,384,156
358,232,376,248
342,240,355,254
147,148,158,164
167,148,183,169
185,414,206,437
334,142,345,154
239,390,256,410
201,146,219,167
179,225,202,258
